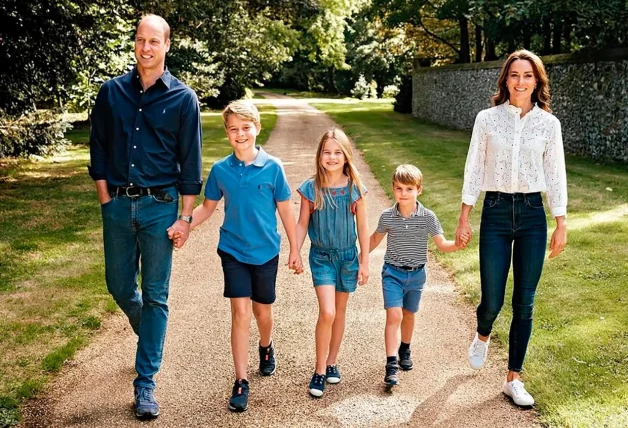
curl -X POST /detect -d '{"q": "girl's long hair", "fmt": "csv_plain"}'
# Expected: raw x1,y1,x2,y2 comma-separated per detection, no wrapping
492,49,551,112
312,128,364,210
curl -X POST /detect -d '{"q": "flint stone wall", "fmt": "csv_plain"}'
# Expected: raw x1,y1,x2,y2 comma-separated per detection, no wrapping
412,48,628,162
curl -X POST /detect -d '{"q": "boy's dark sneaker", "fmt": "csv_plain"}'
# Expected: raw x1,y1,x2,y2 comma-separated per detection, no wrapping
384,362,399,386
309,373,326,398
259,341,276,376
399,348,413,371
228,379,249,412
134,386,160,419
325,365,341,384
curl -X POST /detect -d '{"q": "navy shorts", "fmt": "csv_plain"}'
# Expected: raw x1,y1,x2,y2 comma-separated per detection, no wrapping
381,263,426,312
217,248,279,304
309,246,359,293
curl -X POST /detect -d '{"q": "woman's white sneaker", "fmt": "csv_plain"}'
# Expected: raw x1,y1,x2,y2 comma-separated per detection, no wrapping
503,379,535,407
468,333,489,370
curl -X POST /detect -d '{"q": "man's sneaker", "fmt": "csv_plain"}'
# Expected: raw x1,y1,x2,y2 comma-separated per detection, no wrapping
326,365,341,384
228,379,249,412
309,373,326,397
468,333,489,370
134,387,160,419
503,379,535,406
259,341,276,376
384,362,399,386
398,348,413,371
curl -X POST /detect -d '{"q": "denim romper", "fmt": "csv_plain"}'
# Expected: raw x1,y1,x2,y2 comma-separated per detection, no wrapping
297,178,366,292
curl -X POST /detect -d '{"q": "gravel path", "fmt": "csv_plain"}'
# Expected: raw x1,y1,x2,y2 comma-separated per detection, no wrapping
20,95,539,427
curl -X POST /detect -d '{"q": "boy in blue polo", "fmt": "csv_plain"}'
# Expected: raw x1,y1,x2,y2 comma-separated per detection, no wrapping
179,100,302,412
369,164,468,387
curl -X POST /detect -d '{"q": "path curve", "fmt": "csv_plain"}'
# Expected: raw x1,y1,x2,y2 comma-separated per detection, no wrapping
20,95,539,427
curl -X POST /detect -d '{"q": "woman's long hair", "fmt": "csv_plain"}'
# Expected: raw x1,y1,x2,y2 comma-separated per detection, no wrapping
312,128,364,210
492,50,551,112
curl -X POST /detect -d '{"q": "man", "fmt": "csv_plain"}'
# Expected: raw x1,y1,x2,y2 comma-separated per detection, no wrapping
88,14,201,419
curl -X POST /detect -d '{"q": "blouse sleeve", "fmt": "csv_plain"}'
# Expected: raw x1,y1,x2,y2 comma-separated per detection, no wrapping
461,111,488,206
296,178,315,202
543,118,568,217
350,184,368,214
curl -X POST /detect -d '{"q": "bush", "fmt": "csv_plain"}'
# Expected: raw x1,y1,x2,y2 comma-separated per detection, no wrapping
382,85,400,99
0,111,70,158
351,75,378,100
393,75,413,113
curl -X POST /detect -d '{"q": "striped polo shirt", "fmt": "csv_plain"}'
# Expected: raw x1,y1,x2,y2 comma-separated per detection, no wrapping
376,201,444,268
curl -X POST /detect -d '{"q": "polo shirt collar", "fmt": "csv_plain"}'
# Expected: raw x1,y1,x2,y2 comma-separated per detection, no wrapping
392,201,425,217
228,146,268,167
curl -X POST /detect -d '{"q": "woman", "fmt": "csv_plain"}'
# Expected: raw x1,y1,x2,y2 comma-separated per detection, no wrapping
455,50,567,407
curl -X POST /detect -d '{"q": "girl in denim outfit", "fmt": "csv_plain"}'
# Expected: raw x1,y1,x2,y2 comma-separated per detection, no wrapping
296,128,370,398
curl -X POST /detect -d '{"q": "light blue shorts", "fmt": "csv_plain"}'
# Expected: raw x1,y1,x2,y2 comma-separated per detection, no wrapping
309,246,359,293
382,263,426,312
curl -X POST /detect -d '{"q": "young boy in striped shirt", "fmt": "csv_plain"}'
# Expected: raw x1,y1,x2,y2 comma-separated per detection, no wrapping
369,164,468,387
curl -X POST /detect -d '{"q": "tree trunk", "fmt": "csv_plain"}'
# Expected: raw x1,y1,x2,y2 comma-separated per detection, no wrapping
459,17,470,63
328,67,337,93
485,35,497,61
552,17,562,54
508,35,516,54
475,25,483,62
542,17,552,55
563,17,573,52
523,23,531,49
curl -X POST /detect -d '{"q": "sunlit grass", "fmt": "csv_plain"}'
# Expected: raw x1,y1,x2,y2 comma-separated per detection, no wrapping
311,99,628,428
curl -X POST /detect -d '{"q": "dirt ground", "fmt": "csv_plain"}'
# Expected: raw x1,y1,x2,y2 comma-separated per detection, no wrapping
20,95,539,427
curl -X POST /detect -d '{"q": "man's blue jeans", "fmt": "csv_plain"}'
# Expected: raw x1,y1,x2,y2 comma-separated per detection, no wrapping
101,186,178,389
477,191,547,372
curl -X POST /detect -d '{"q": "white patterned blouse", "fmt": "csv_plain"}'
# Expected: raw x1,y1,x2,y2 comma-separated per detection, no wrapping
461,101,567,217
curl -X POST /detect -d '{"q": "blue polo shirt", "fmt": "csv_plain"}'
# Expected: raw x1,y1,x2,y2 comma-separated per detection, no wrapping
205,147,291,265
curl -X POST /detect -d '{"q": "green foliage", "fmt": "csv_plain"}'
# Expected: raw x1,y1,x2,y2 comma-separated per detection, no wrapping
351,75,378,99
345,13,416,95
0,111,70,158
65,3,135,112
382,84,400,98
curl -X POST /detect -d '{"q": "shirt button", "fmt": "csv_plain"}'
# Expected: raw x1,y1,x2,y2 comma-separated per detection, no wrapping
130,182,134,186
139,108,142,112
136,127,139,131
133,146,137,149
140,90,143,93
131,164,135,167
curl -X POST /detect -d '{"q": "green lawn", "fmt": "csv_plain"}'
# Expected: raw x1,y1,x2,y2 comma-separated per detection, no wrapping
308,98,628,428
0,105,276,426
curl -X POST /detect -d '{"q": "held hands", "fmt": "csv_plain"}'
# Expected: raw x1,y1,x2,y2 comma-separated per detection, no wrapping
455,221,473,249
357,263,369,286
287,249,304,274
167,219,191,249
456,232,470,249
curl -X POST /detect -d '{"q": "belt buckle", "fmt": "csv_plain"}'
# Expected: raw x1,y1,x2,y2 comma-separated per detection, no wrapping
125,187,140,198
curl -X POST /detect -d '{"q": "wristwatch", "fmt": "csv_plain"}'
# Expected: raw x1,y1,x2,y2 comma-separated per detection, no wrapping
178,215,193,224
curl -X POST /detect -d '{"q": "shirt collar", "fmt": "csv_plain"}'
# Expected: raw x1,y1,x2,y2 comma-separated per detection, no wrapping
132,66,172,89
228,146,268,167
503,100,539,116
391,201,425,217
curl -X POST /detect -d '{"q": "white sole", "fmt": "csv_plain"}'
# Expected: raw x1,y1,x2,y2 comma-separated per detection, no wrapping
309,389,324,398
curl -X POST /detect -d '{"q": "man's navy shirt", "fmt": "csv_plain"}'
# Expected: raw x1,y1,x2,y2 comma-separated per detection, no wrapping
88,68,202,195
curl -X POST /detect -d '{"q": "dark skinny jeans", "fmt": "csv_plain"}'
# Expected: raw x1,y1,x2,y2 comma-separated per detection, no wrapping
477,191,547,372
